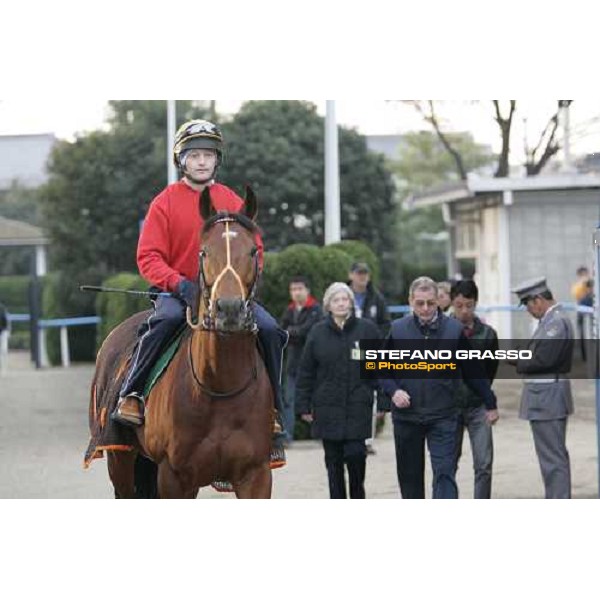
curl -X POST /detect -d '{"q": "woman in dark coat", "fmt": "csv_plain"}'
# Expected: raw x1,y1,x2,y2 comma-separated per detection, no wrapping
295,282,384,499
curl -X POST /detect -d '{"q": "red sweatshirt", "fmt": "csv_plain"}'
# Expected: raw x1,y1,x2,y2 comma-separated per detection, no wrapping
137,180,264,292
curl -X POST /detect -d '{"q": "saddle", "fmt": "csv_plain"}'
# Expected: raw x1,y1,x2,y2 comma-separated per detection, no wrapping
84,326,285,493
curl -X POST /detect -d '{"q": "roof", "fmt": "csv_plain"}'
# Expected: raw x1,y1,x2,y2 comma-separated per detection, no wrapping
0,133,57,190
408,173,600,207
0,216,48,247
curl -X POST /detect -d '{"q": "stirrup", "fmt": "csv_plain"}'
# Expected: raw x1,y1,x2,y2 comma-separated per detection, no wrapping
112,394,145,427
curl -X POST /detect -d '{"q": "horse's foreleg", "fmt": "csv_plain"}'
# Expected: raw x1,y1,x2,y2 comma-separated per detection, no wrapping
234,464,272,499
107,450,137,499
157,460,198,499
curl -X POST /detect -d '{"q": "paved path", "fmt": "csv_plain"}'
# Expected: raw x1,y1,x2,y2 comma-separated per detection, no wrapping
0,351,598,498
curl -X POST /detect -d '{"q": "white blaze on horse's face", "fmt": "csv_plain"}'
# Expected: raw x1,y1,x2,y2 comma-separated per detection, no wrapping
209,221,247,305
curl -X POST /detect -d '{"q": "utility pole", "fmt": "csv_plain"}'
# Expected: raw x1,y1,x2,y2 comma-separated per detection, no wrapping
167,100,177,184
324,100,341,245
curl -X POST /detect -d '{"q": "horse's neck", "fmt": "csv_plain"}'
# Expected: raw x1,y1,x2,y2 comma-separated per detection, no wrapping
190,330,256,384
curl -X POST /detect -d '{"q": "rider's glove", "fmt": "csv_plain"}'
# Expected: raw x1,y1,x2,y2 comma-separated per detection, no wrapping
177,279,198,308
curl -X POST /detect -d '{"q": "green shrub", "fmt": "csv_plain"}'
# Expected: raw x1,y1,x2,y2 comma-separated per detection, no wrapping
258,243,359,317
0,275,30,314
96,272,149,345
42,271,99,364
0,275,31,350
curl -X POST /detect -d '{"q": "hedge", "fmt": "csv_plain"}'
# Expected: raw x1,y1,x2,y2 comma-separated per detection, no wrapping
257,243,363,317
96,272,149,344
0,275,31,349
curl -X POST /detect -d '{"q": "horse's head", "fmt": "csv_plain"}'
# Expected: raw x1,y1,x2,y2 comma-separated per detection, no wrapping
188,186,261,333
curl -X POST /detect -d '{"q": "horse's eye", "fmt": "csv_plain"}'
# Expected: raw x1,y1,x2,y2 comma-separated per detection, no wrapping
250,246,258,257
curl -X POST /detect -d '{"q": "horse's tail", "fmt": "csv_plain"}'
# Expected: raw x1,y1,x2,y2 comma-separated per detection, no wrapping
134,455,158,498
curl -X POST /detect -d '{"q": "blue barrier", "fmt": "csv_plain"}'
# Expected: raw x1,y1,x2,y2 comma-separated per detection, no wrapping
4,314,102,368
387,303,594,316
39,316,101,328
7,314,101,327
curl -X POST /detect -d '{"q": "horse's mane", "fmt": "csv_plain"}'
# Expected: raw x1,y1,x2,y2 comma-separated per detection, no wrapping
202,211,263,237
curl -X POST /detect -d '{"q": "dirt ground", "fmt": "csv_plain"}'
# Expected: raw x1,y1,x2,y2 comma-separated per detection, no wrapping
1,350,598,499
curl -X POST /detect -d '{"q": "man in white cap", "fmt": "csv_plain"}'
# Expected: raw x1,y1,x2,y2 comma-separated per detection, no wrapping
512,277,574,499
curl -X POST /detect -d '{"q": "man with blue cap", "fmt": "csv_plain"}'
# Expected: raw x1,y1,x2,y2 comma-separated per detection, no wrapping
512,276,574,499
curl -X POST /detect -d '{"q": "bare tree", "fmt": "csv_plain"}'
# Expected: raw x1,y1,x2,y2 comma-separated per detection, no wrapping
405,100,570,179
493,101,516,177
524,100,571,175
405,101,468,180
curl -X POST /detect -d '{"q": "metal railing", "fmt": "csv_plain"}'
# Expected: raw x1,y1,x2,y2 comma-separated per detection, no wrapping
4,314,101,368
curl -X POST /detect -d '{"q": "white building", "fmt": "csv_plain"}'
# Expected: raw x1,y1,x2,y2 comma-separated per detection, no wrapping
408,173,600,337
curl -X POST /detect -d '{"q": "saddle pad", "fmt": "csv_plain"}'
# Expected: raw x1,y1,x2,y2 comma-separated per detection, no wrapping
143,331,185,398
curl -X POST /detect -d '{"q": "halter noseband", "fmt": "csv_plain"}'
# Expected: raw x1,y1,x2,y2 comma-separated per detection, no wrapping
186,215,259,332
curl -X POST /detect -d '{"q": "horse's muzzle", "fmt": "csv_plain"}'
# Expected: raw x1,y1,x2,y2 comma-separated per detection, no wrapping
214,298,251,332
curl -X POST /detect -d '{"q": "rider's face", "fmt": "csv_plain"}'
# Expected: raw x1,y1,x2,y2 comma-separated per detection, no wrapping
183,149,218,183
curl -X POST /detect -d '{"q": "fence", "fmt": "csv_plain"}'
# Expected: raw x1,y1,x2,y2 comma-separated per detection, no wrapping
4,314,101,368
1,304,594,370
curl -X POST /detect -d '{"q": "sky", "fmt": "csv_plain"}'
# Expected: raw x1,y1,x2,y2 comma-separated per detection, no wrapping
1,99,599,164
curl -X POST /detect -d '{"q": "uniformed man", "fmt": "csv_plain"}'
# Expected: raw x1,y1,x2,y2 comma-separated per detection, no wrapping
512,277,574,499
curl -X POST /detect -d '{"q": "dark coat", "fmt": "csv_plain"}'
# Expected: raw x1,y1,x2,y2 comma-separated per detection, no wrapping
280,296,323,376
295,314,383,441
379,311,497,423
346,281,391,336
453,316,499,409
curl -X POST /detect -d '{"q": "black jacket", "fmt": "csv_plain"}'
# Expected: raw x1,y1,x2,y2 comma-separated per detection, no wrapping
346,281,391,336
453,316,499,409
280,297,323,376
295,314,384,441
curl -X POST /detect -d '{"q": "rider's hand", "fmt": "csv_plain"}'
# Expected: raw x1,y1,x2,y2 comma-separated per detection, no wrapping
177,279,198,308
301,413,313,423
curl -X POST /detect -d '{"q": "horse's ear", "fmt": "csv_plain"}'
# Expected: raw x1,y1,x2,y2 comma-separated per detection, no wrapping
244,185,258,221
200,187,215,221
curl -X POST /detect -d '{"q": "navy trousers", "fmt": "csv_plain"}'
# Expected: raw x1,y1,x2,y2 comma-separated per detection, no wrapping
393,417,459,499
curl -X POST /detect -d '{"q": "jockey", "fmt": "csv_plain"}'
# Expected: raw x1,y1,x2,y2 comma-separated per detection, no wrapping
113,119,289,448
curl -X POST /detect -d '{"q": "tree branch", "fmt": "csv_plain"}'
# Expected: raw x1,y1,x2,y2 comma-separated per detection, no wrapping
493,100,516,177
524,101,570,175
408,101,468,180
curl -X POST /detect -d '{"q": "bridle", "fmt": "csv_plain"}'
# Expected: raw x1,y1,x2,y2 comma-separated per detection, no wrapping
186,215,260,332
185,213,260,398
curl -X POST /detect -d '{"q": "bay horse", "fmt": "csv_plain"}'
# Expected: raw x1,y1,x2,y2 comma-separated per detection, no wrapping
90,186,274,498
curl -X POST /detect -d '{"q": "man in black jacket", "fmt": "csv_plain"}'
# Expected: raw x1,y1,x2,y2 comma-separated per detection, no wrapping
348,262,391,453
347,262,390,336
280,276,323,444
379,276,499,499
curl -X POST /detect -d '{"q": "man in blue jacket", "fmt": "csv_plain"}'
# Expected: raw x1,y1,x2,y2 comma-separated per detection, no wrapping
379,276,500,499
